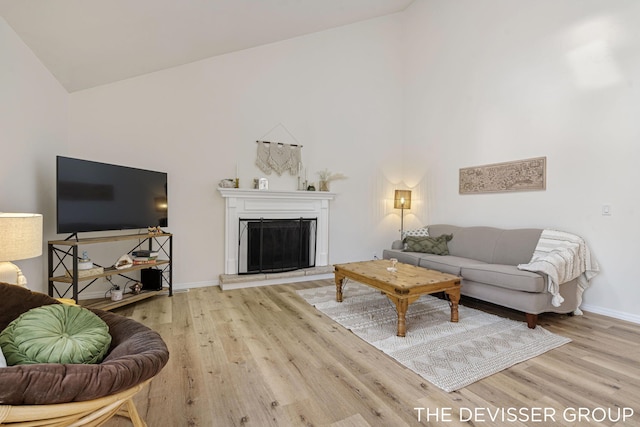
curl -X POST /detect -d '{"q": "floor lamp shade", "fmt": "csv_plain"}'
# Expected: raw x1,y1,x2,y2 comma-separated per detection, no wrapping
394,190,412,209
394,190,411,240
0,213,43,261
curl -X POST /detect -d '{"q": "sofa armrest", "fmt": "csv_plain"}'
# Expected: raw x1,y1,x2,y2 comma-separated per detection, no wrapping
391,240,404,250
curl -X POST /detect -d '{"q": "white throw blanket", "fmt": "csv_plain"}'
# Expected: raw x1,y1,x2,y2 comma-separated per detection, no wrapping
517,229,599,315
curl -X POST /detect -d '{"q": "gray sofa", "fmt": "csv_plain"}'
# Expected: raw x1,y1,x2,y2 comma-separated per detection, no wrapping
382,224,580,328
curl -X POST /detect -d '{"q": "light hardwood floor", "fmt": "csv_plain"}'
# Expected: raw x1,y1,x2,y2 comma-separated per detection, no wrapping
104,280,640,427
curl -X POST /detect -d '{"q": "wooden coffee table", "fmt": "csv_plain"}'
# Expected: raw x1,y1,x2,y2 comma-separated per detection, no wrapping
333,260,461,337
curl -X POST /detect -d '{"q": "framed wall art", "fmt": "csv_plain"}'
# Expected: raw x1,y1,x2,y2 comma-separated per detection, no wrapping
459,157,546,194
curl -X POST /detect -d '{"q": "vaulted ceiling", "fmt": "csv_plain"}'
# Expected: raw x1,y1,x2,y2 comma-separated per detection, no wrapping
0,0,413,92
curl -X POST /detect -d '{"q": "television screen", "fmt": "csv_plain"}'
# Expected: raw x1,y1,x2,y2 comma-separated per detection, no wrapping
56,156,168,234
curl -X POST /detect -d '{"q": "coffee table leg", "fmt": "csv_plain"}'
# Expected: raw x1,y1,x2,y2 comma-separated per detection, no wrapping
386,295,413,337
395,298,409,337
334,274,345,302
445,288,460,323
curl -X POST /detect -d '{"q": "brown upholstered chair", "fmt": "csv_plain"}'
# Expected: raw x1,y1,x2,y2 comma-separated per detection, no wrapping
0,282,169,426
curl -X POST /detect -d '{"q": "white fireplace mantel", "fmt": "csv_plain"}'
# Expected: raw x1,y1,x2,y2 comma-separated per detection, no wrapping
218,188,336,275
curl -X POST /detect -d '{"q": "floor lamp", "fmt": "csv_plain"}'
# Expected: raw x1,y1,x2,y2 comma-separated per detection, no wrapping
0,213,43,287
394,190,411,240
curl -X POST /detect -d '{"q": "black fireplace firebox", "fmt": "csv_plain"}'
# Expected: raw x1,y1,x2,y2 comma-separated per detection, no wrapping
238,218,317,274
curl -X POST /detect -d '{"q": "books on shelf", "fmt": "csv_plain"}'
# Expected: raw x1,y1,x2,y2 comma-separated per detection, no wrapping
131,250,159,258
133,257,157,265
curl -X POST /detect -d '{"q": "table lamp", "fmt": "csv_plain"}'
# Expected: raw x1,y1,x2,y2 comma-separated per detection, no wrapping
394,190,412,239
0,213,43,287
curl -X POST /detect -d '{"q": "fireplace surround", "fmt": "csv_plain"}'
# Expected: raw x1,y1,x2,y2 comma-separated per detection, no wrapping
218,188,335,289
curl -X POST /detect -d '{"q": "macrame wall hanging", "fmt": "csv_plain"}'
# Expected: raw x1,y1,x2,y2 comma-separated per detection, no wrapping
255,141,302,176
255,123,303,176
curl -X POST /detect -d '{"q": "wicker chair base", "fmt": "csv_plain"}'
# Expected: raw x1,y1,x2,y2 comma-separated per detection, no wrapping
0,379,150,426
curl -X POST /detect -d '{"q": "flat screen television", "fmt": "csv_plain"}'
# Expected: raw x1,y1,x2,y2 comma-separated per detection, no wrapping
56,156,168,234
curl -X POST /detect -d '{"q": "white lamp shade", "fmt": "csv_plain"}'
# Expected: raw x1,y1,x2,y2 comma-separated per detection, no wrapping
0,213,43,261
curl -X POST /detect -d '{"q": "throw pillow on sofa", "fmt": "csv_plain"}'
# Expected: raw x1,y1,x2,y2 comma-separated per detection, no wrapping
404,234,453,255
401,226,429,240
0,304,112,365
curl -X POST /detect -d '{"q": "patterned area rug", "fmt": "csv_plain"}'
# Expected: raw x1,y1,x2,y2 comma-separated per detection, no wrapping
297,283,571,392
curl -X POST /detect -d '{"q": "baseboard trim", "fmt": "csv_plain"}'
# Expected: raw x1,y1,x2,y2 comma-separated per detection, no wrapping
76,280,217,301
174,280,217,291
220,273,334,291
581,303,640,325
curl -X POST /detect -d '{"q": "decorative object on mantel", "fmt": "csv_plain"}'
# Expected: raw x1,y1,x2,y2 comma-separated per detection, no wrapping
394,190,412,239
459,156,546,194
317,169,347,191
219,178,235,188
297,163,307,191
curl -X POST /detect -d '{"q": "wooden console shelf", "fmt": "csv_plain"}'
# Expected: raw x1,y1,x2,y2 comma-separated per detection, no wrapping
82,288,169,311
48,232,172,310
49,260,170,283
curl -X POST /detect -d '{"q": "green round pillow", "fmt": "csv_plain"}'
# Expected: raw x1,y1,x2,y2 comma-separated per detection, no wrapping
0,304,112,365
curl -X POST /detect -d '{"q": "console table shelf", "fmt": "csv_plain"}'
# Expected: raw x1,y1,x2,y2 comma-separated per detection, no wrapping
48,232,172,309
49,260,170,283
81,288,169,311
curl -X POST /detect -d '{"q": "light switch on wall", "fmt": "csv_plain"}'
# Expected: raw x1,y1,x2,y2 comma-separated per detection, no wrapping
602,205,612,216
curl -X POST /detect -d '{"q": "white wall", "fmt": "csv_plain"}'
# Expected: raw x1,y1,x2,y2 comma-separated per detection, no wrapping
68,15,405,290
0,17,68,292
402,0,640,322
8,1,635,321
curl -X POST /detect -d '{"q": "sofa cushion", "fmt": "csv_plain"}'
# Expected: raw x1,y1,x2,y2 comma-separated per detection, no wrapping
405,234,452,255
438,226,502,263
417,255,482,276
382,249,422,266
427,224,542,265
492,228,542,265
461,264,545,292
0,304,112,365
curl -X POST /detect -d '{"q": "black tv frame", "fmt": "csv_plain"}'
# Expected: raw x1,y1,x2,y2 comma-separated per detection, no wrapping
56,156,168,235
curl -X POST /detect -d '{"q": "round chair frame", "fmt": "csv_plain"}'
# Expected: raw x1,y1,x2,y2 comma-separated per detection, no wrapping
0,379,150,426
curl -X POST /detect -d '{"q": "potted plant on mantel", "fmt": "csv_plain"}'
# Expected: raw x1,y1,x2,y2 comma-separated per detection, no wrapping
316,169,347,191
